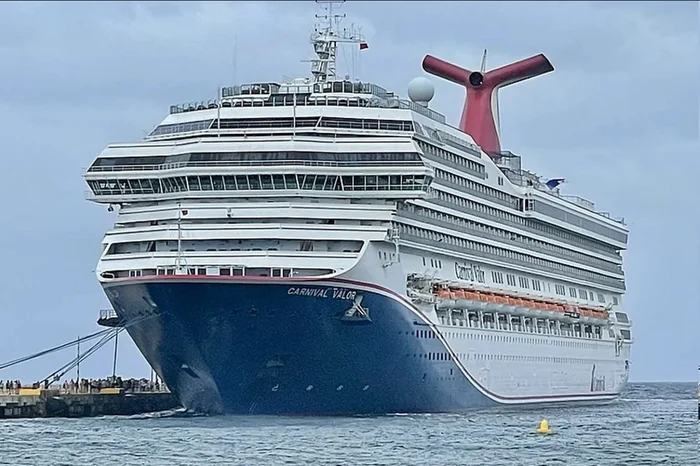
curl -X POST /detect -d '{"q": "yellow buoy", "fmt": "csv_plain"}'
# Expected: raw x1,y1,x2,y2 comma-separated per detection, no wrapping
536,418,552,434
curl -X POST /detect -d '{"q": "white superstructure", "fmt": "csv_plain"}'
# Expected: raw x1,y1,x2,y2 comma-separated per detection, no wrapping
84,1,631,407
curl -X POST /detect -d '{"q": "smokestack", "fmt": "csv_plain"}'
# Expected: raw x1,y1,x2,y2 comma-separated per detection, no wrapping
422,53,554,157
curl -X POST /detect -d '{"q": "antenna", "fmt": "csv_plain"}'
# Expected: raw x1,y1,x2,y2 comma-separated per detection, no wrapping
307,0,365,83
480,49,487,73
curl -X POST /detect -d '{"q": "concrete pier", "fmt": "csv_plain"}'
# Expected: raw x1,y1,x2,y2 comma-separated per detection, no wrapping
0,388,180,419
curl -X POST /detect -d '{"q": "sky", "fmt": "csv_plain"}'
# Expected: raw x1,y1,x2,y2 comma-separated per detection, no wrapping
0,1,697,384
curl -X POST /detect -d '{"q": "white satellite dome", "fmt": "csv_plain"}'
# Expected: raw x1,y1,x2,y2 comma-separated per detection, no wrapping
407,76,435,107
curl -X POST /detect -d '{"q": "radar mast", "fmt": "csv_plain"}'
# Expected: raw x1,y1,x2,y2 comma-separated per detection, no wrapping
309,0,365,83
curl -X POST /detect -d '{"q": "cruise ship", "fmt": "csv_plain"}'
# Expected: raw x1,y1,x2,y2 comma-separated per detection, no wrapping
84,2,632,415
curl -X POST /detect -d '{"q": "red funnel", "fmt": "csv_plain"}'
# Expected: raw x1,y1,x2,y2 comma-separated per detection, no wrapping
422,53,554,157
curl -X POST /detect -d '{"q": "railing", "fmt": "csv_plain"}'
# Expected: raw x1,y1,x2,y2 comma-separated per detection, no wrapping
145,121,417,141
0,381,170,396
494,151,626,226
99,265,338,281
401,231,625,290
169,85,446,124
99,309,119,321
562,195,596,211
85,183,431,200
428,195,622,259
398,208,624,274
85,159,427,173
435,316,605,341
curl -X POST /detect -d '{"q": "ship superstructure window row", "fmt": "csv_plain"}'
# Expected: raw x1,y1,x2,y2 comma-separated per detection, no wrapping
435,181,625,244
492,272,609,305
421,330,609,348
214,116,415,132
106,239,363,255
149,120,214,136
398,203,622,273
107,265,334,280
88,151,425,172
416,315,607,343
398,223,625,289
149,116,415,138
416,140,485,179
88,174,430,196
433,168,522,209
530,200,628,244
428,189,622,257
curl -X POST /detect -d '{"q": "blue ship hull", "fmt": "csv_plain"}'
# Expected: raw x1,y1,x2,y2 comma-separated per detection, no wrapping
104,278,496,415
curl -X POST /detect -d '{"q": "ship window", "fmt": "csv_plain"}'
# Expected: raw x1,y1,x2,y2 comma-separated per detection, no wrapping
313,176,327,190
200,176,213,191
212,175,224,190
325,175,338,190
272,175,285,189
223,175,236,190
284,174,298,189
612,296,619,305
261,174,273,190
302,175,315,190
249,175,262,190
236,175,249,190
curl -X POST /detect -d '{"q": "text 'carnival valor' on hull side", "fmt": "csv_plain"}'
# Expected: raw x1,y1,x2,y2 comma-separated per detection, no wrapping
85,0,632,415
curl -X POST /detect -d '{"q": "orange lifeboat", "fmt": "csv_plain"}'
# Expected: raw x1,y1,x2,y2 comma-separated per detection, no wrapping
437,289,451,299
494,294,509,305
524,299,536,308
453,289,466,299
532,300,547,310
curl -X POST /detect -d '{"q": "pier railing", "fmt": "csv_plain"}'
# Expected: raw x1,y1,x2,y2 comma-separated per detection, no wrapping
0,379,169,396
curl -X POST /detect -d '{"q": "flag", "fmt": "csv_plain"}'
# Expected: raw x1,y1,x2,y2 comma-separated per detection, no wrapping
181,209,189,216
545,178,565,190
359,41,368,50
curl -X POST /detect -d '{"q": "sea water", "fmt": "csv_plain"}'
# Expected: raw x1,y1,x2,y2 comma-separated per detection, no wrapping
0,382,695,465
